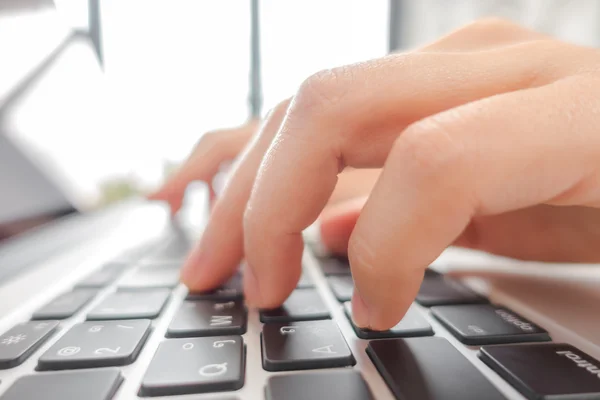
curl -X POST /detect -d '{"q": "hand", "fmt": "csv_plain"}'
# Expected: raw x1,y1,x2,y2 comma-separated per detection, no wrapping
149,107,380,224
180,18,600,330
148,119,260,214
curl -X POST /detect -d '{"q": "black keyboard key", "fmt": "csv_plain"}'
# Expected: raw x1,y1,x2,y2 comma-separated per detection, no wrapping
76,263,126,288
416,273,486,306
319,256,351,275
344,302,433,339
0,368,123,400
260,289,330,322
261,320,354,371
87,289,170,320
187,274,243,301
38,319,151,370
167,300,247,338
118,267,180,289
32,290,97,320
367,337,506,400
431,304,550,345
328,276,354,302
266,370,374,400
140,336,244,396
0,321,58,369
480,343,600,400
296,271,313,288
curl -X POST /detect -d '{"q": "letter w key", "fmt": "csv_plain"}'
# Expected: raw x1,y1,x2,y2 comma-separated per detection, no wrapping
167,300,247,337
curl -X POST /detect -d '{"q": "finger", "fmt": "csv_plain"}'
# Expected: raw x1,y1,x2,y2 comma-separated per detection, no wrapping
319,196,366,255
243,39,566,308
327,168,379,205
149,121,258,214
180,99,292,294
422,18,548,52
454,205,600,263
348,75,599,329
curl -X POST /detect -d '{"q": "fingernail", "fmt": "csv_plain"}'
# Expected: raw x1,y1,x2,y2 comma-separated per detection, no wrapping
351,287,370,328
243,263,261,307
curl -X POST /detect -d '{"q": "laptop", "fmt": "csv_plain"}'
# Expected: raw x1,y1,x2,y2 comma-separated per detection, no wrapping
1,11,600,400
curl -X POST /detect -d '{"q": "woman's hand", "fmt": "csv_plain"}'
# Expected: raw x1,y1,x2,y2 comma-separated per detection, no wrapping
179,19,600,330
148,119,260,214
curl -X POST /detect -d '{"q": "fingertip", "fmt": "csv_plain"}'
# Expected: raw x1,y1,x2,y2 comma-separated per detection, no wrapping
146,187,167,201
242,263,261,308
351,289,370,328
180,245,218,292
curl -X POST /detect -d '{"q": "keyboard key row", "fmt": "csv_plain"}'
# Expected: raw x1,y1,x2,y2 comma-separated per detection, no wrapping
3,317,599,400
324,263,486,307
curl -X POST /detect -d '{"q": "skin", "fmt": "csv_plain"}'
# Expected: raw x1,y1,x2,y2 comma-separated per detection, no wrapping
151,19,600,331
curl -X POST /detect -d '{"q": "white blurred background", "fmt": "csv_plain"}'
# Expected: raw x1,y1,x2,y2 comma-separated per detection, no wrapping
1,0,600,209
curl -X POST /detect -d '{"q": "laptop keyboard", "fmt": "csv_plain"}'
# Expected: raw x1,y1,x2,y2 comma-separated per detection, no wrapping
1,232,600,400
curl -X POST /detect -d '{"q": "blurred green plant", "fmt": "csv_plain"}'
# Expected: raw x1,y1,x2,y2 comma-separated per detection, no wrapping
97,160,182,206
98,178,141,206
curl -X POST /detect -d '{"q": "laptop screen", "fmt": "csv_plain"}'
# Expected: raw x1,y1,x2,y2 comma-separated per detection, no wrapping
0,5,100,243
0,135,77,242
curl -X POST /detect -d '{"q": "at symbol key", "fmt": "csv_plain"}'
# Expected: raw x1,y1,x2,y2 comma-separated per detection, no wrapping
37,320,151,370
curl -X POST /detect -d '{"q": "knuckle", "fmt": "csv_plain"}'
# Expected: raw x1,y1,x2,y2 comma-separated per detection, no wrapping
266,97,293,121
242,203,258,235
394,115,467,180
294,67,352,113
196,131,220,149
465,17,520,33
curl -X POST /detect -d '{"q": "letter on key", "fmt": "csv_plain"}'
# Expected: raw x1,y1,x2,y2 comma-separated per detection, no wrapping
0,321,58,369
261,320,354,371
431,304,550,345
38,320,151,370
167,300,247,337
140,336,244,396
